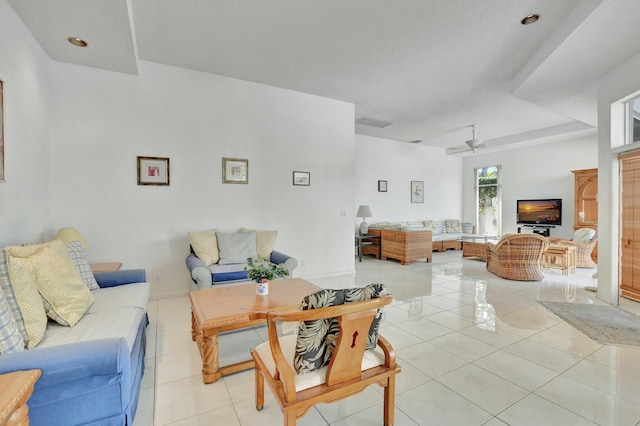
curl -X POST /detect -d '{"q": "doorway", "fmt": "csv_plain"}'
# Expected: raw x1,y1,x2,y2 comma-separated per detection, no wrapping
619,150,640,301
475,165,501,237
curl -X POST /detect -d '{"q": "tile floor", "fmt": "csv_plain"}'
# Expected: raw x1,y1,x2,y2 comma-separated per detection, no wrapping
134,252,640,425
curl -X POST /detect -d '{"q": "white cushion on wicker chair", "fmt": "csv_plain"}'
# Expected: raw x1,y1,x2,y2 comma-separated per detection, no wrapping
253,334,385,392
573,228,596,243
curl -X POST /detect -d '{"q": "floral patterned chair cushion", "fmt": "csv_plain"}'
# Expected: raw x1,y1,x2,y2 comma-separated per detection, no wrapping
294,283,388,374
444,219,463,233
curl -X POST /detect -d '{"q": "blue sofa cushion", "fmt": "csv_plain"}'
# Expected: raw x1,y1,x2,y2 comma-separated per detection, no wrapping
212,270,248,283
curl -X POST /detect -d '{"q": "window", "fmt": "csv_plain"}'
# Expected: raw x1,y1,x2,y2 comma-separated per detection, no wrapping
475,166,501,236
626,96,640,145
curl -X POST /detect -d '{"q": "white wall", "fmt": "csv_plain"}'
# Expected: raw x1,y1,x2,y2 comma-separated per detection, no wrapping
597,50,640,304
463,134,598,239
0,0,52,246
355,134,463,226
48,60,356,298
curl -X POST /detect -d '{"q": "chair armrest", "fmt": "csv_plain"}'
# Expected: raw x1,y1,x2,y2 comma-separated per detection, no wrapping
186,253,213,289
94,269,146,288
550,239,579,247
270,251,298,275
266,321,297,402
376,335,397,369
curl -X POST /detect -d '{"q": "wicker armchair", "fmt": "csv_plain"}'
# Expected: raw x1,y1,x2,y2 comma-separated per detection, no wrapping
549,228,597,268
486,234,550,281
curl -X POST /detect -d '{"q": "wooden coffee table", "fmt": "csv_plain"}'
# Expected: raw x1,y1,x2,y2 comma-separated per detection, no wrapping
0,369,41,425
189,278,321,384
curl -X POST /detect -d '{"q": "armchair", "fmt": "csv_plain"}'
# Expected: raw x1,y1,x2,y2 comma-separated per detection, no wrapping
250,291,399,426
549,228,597,268
486,233,550,281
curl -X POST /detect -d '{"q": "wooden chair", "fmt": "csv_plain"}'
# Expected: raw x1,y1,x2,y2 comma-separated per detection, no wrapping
549,228,597,268
486,233,550,281
251,294,399,426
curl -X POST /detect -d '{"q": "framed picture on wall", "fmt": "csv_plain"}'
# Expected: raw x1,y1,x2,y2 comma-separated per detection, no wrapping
137,156,170,186
378,180,387,192
222,158,248,184
411,180,424,203
0,80,4,182
293,171,310,186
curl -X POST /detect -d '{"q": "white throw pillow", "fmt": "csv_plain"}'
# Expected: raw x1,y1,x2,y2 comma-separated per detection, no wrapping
573,228,596,244
216,232,258,265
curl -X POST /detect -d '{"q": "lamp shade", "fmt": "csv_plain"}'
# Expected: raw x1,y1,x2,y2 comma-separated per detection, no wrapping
54,227,88,248
356,205,373,235
356,205,372,218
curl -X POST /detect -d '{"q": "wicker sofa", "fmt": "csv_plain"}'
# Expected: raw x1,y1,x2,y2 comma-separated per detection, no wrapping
380,230,432,265
486,234,550,281
368,220,475,253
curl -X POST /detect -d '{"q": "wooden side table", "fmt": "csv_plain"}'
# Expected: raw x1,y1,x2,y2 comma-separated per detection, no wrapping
542,245,576,275
90,262,123,273
355,234,381,262
0,369,41,425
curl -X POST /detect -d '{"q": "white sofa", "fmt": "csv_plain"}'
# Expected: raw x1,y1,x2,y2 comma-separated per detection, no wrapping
368,220,476,252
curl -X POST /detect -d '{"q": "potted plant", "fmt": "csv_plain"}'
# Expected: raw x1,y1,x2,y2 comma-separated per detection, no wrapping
245,257,289,295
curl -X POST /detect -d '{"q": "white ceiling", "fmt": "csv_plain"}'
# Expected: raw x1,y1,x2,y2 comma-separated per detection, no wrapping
8,0,640,154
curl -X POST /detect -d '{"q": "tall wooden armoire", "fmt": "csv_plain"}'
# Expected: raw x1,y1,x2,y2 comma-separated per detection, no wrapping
572,168,598,262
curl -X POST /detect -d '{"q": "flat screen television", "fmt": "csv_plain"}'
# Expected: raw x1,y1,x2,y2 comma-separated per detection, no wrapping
516,199,562,226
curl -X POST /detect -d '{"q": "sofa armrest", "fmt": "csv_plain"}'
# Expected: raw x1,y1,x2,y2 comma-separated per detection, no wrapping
94,269,146,288
186,253,212,288
0,338,132,424
270,250,298,275
0,337,128,382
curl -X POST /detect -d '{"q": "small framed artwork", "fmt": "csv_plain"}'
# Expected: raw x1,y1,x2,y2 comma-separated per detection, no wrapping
137,156,170,186
411,180,424,203
222,157,248,184
293,171,310,186
378,180,387,192
0,80,4,182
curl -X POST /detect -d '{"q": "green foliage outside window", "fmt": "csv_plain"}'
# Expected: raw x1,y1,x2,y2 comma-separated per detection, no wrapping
478,173,497,211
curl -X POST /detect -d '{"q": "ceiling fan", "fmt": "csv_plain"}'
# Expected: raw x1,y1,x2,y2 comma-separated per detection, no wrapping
446,124,490,155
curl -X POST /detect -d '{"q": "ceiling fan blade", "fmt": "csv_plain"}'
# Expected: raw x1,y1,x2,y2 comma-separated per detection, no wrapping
446,146,471,155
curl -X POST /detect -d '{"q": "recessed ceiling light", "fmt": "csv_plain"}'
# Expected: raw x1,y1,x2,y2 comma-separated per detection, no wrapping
67,37,88,47
521,14,540,25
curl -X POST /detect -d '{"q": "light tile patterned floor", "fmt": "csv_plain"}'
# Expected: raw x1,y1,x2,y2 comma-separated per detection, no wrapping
134,252,640,425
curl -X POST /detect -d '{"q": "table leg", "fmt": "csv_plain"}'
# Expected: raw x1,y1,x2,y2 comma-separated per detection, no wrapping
359,238,363,262
201,333,221,384
191,311,197,341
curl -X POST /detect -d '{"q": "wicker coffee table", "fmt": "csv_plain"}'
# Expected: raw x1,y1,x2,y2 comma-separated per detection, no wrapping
461,237,498,261
189,278,321,384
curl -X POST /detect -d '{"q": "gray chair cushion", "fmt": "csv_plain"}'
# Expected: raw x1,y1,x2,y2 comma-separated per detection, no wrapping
216,231,258,265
